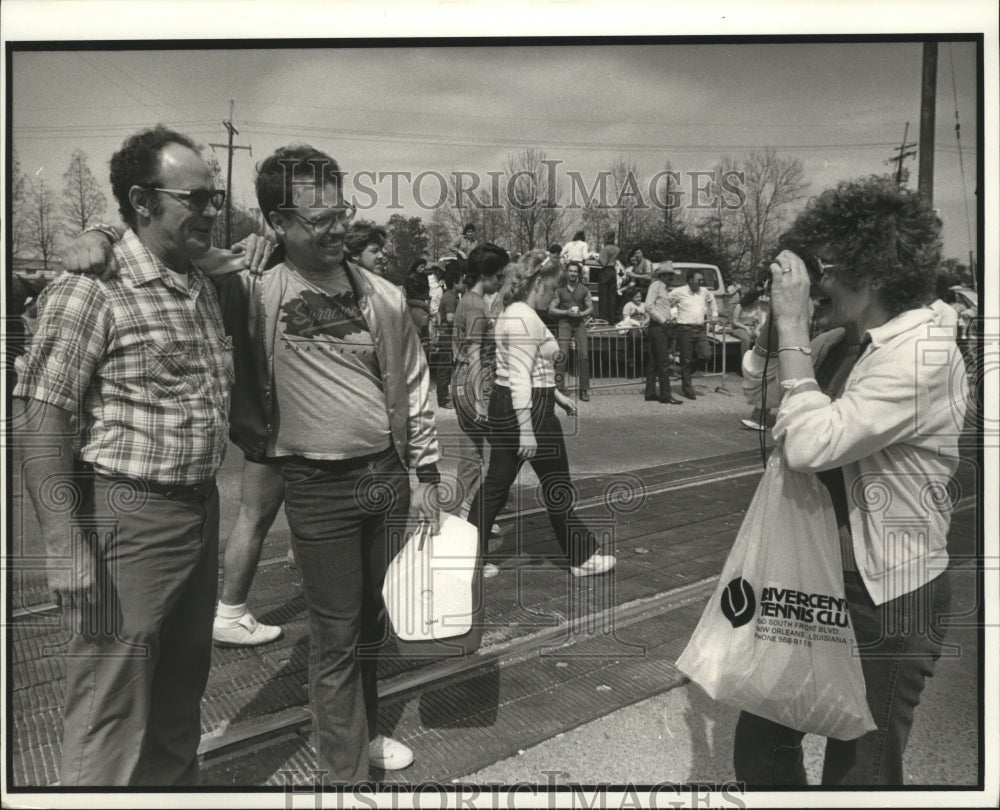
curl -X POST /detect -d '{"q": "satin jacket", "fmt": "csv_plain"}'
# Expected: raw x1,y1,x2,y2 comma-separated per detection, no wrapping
216,260,441,481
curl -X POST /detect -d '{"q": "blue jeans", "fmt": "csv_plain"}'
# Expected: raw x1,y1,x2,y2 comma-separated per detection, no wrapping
280,446,410,783
733,569,952,786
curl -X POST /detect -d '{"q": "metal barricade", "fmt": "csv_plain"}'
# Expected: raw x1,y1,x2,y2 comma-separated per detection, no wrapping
585,324,650,391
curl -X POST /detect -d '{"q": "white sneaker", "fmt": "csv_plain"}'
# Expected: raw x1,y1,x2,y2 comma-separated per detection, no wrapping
570,552,617,578
213,611,283,647
369,734,413,770
740,418,767,431
483,563,500,578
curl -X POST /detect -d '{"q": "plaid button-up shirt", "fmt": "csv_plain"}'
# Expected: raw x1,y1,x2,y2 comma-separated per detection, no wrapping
14,230,233,485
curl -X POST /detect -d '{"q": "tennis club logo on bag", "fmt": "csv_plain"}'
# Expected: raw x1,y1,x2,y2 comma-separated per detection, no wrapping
721,577,756,628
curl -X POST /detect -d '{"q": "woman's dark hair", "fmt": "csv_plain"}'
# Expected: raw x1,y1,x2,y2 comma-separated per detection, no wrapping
572,230,586,242
466,243,510,283
443,265,464,289
462,223,477,235
779,175,942,315
343,219,386,258
408,258,428,274
739,289,763,308
404,272,430,300
109,125,200,229
255,145,343,226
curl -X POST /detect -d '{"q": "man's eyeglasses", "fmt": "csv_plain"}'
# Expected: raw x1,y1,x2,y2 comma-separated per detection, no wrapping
151,187,226,212
287,203,358,235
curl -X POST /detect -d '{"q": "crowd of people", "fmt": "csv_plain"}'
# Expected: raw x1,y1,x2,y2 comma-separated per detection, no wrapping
12,122,973,790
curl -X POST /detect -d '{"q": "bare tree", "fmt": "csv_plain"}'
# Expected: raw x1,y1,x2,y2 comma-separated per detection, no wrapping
608,157,643,249
737,148,808,274
506,147,568,255
10,148,29,257
696,149,808,284
24,178,60,271
60,148,107,234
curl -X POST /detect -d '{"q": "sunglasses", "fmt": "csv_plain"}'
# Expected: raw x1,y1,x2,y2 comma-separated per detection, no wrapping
151,187,226,212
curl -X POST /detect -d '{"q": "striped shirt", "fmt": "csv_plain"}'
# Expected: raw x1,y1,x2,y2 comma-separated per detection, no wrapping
13,229,233,485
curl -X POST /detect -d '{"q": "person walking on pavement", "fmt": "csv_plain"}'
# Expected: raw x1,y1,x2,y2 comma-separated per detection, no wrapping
451,243,508,531
644,262,683,405
433,264,464,409
733,175,968,786
467,251,616,579
668,267,718,399
550,261,593,401
596,230,621,322
14,125,233,786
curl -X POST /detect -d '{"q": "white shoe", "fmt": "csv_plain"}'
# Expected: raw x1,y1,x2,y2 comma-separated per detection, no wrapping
570,552,617,578
213,611,283,647
483,563,500,578
489,522,503,535
740,418,767,431
369,735,413,770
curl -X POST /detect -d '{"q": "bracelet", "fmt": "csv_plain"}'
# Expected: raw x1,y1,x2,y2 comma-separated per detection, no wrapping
752,344,778,358
777,345,813,356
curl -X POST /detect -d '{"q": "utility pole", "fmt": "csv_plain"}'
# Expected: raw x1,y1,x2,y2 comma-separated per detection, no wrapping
209,100,251,246
918,42,937,205
889,122,917,186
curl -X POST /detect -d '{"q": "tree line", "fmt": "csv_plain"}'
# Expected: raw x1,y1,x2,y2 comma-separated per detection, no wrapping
10,144,973,291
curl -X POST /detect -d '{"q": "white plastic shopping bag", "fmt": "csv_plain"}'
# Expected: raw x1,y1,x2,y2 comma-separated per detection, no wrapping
676,449,876,740
383,513,479,644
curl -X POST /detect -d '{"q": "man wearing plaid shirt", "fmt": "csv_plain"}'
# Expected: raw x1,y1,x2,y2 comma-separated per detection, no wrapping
13,125,233,786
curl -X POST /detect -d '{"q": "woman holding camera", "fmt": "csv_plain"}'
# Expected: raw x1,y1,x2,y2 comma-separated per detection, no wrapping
733,176,969,785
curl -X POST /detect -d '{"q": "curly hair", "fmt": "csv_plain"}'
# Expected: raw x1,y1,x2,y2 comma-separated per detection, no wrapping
343,219,387,259
109,125,200,229
779,175,942,315
499,249,565,308
255,145,343,225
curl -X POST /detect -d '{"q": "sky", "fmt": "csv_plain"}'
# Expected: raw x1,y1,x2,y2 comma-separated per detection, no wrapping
1,5,990,267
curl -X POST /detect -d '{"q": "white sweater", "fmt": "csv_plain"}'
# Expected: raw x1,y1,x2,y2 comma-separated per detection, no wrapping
493,302,559,410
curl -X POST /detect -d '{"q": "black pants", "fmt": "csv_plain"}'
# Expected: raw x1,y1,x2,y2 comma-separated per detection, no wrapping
468,385,599,567
434,348,454,405
598,267,618,322
644,321,675,400
675,323,711,395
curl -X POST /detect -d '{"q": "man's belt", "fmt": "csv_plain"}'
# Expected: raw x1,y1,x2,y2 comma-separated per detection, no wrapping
77,461,216,500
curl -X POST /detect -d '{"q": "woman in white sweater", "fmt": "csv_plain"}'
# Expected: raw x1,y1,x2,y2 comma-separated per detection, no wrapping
467,251,617,579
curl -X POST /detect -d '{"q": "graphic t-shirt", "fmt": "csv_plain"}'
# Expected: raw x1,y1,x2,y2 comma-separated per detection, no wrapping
268,263,391,459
